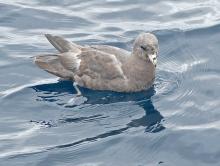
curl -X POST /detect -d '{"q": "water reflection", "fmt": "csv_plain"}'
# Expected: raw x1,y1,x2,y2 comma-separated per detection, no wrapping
32,80,164,135
128,99,164,133
31,81,165,152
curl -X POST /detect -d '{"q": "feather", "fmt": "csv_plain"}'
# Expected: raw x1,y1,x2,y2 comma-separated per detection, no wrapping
34,54,73,79
45,34,81,53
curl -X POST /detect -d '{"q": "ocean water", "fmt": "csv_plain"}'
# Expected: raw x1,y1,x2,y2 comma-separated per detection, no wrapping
0,0,220,165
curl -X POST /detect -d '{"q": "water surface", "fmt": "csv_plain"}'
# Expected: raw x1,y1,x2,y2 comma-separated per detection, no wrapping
0,0,220,166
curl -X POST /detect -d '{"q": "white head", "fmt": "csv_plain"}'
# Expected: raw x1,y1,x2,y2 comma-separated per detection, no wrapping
132,33,159,67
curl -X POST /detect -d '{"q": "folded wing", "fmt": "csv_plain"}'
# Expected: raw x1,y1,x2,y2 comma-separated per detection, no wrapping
34,54,73,79
74,49,127,90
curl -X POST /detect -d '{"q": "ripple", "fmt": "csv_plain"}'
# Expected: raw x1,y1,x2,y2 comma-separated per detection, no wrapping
0,78,59,98
168,120,220,131
0,0,220,165
0,146,46,159
0,124,40,141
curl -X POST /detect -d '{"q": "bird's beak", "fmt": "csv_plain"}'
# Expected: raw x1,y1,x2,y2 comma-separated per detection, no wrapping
148,53,157,67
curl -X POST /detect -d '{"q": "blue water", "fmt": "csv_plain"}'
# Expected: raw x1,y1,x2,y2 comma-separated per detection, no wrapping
0,0,220,165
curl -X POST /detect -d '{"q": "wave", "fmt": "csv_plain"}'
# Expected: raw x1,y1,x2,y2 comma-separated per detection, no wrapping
1,0,220,33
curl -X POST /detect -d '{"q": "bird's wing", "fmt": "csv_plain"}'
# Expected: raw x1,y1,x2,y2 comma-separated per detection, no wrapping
89,45,130,62
57,51,82,72
45,34,81,53
35,50,83,79
34,54,74,79
74,49,127,89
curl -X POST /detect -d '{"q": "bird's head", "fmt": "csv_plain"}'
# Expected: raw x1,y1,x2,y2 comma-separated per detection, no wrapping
132,33,159,67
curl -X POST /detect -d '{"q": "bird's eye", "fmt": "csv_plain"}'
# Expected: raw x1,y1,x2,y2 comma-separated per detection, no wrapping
140,45,147,51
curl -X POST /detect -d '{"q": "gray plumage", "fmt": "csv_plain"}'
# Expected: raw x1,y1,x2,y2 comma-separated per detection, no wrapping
34,33,159,92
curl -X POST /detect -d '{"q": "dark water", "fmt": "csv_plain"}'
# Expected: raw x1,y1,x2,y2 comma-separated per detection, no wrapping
0,0,220,166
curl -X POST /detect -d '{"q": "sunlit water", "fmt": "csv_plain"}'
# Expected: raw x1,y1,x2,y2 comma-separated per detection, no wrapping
0,0,220,166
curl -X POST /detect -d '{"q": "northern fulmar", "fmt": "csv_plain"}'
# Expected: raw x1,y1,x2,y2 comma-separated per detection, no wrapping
34,33,158,94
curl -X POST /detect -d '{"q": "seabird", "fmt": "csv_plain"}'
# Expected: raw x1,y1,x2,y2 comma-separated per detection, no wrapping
34,33,158,94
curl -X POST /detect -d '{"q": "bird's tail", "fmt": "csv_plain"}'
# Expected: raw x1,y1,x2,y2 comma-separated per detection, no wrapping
34,54,73,79
45,34,81,53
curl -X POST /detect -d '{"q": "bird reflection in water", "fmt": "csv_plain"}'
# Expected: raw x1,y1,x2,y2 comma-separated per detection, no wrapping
32,80,165,134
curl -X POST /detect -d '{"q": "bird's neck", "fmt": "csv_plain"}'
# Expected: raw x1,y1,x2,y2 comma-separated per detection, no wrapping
125,53,155,80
